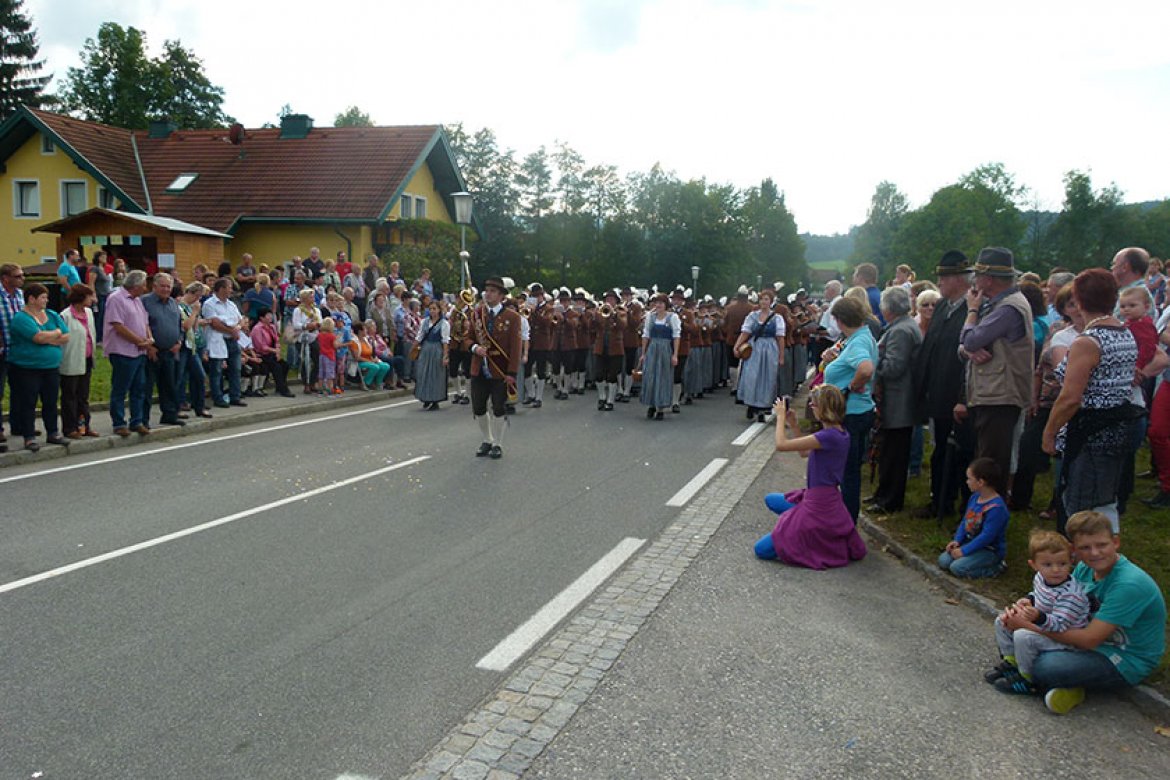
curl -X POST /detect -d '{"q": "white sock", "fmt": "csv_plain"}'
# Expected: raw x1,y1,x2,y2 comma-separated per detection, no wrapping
597,381,607,403
576,371,585,390
488,414,508,446
476,414,490,443
673,383,683,405
607,382,616,404
535,378,545,401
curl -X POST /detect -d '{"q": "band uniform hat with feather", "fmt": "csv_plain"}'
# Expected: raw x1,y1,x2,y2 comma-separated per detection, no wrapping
936,250,972,276
972,247,1017,278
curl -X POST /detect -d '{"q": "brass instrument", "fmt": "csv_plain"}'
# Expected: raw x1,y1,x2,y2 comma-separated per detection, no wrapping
520,304,532,317
459,288,476,308
599,303,614,317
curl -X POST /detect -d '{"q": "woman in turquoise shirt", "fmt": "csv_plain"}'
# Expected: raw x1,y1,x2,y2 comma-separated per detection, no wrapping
7,283,69,451
821,296,878,521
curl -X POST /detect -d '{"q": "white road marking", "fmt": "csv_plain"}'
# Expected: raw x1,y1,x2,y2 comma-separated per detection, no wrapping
0,399,417,484
476,537,645,672
665,458,729,507
0,456,431,595
732,422,766,446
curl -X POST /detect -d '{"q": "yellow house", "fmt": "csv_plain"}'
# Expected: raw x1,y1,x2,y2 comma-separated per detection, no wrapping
0,107,478,282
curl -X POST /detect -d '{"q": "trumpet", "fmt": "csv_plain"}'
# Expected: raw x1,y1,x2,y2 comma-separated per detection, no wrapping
599,303,614,317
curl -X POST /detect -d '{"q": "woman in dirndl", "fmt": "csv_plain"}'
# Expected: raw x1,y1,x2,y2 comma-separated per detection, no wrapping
638,293,680,420
413,300,450,410
734,288,786,423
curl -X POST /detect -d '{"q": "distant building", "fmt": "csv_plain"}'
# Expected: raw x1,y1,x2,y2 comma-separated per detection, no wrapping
0,107,476,280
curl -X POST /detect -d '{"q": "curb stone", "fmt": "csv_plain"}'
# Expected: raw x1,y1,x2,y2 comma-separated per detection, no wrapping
400,415,781,780
858,513,1170,723
0,388,411,470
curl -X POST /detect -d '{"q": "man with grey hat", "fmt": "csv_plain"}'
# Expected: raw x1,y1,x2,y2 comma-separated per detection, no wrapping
958,247,1034,493
723,285,753,394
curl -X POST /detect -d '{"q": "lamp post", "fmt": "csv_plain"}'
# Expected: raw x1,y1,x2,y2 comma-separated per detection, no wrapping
691,265,700,300
452,191,473,290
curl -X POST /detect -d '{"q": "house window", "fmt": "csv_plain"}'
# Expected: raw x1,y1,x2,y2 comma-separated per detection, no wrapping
414,196,426,219
61,181,87,216
98,187,117,209
400,194,412,219
41,135,55,154
166,173,199,192
14,180,40,218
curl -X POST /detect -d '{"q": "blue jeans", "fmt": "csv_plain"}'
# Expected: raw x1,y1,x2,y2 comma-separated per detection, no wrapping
909,425,925,475
207,339,242,403
109,353,147,429
843,410,874,522
937,547,1002,578
755,492,796,559
176,346,206,413
1031,648,1129,692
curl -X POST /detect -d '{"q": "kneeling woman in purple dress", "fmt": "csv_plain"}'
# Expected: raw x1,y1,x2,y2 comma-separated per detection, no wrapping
754,384,868,569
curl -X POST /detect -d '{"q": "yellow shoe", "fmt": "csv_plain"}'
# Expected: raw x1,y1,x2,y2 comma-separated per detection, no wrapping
1044,687,1085,715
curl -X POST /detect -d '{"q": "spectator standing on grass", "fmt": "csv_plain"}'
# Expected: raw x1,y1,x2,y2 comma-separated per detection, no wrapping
103,270,153,437
57,249,82,294
58,284,98,439
91,250,113,340
958,248,1033,495
0,263,27,453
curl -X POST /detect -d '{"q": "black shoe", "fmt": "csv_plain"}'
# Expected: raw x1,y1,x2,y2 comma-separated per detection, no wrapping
522,397,535,405
279,391,295,398
489,445,502,459
756,413,766,423
45,434,68,446
230,400,248,407
532,400,542,408
213,401,230,408
616,395,630,403
735,399,744,405
604,403,614,411
655,411,664,420
505,404,516,414
255,390,267,398
671,404,681,413
242,389,255,398
911,505,938,519
1143,491,1170,508
159,418,186,426
597,400,606,411
476,442,492,457
683,396,693,405
647,406,656,419
746,406,754,420
865,503,890,515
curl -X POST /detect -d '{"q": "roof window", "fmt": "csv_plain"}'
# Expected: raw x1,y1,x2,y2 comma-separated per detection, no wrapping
166,173,199,192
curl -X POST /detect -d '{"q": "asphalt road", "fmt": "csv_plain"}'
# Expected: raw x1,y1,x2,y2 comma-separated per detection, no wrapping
0,391,757,779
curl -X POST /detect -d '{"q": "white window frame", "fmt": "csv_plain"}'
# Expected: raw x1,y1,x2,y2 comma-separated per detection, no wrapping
13,179,40,219
41,135,55,155
400,194,412,219
166,173,199,192
414,196,427,219
60,179,88,218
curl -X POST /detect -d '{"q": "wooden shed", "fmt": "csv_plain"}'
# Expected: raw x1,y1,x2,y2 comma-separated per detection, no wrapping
33,208,230,283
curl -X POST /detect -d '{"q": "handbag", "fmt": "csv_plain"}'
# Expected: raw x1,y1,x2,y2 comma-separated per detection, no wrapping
409,342,421,361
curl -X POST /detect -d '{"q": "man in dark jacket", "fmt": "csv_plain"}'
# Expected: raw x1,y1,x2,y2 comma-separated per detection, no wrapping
914,251,974,519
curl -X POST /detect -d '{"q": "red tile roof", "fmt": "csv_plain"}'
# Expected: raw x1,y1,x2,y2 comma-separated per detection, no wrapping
26,110,443,234
136,124,441,232
30,109,148,207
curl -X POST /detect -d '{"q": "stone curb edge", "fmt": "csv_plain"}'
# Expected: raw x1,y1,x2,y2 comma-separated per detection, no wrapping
857,515,1170,723
0,388,412,470
400,421,780,780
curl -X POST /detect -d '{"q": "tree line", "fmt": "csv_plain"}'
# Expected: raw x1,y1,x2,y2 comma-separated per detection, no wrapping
852,163,1170,282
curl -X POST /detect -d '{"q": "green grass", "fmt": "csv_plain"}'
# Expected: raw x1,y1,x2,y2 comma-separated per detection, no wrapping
3,347,115,414
808,259,847,272
868,441,1170,691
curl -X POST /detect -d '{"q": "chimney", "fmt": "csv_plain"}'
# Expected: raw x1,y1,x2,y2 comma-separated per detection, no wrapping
148,119,177,139
279,114,313,139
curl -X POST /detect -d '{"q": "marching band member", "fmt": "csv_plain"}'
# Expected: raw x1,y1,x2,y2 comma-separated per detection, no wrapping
448,290,474,404
682,294,706,402
505,294,527,413
469,277,522,459
639,293,680,420
618,287,643,402
670,287,692,413
524,284,551,409
591,289,628,411
734,287,786,423
570,290,589,395
723,285,753,393
552,288,574,399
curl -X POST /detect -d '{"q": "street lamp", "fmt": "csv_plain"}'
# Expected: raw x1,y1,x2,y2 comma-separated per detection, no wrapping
452,191,473,290
691,265,700,299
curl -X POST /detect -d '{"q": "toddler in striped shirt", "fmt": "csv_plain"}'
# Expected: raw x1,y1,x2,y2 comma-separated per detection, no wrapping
986,530,1092,695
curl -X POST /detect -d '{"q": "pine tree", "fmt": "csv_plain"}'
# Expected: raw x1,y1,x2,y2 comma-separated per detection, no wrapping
0,0,52,119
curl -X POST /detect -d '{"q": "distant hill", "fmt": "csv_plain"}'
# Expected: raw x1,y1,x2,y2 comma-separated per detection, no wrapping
803,230,855,265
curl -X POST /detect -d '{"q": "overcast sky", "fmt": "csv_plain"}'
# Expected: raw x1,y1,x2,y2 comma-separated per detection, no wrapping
25,0,1170,235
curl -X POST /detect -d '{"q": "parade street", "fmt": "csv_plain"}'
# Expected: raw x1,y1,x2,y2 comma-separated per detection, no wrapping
2,394,1168,779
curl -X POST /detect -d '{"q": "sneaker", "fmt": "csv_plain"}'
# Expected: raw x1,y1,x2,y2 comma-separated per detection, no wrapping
993,676,1037,695
1044,687,1085,715
983,660,1019,684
